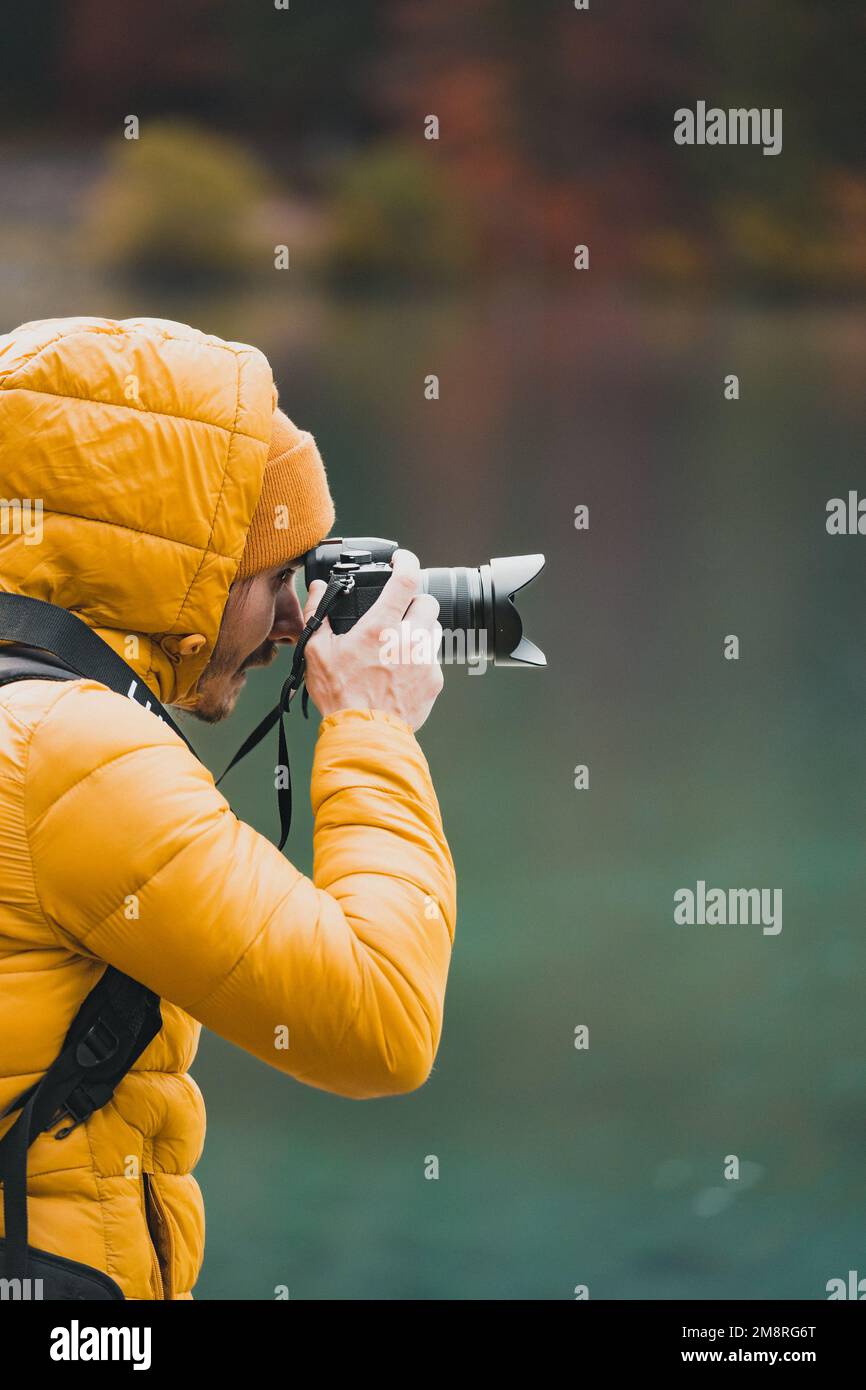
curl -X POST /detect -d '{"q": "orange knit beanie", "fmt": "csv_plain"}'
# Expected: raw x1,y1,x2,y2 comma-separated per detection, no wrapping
236,407,335,579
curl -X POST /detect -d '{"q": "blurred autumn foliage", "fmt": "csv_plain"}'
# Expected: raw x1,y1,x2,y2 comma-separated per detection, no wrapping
321,140,479,287
82,122,271,281
2,0,864,292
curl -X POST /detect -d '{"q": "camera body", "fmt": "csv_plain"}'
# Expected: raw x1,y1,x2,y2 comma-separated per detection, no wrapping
304,538,546,667
307,541,399,635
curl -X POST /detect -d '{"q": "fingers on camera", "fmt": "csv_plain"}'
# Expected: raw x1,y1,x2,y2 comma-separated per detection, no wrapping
405,593,440,628
361,555,420,630
303,579,330,628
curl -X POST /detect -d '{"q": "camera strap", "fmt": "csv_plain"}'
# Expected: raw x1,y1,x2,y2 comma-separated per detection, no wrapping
216,570,355,849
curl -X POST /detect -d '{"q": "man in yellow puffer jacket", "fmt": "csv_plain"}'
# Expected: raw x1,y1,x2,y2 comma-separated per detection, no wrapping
0,316,456,1299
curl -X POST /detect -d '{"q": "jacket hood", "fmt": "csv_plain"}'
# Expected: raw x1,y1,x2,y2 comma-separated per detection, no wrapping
0,315,276,707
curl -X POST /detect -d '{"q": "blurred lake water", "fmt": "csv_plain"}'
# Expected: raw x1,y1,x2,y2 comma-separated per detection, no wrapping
6,272,865,1298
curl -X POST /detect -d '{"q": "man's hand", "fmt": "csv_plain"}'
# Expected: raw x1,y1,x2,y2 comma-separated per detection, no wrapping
301,549,444,731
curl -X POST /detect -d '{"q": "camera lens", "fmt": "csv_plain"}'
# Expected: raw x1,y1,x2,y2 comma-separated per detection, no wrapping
418,567,481,634
420,557,545,667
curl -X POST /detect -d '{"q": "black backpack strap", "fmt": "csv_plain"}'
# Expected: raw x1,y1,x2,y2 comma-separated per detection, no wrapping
0,597,177,1284
0,967,162,1282
0,592,197,756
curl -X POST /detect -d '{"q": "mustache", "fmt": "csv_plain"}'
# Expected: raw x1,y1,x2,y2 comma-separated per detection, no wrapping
239,640,279,673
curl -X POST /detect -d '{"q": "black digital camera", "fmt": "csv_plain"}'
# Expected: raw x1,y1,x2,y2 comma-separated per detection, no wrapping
304,538,546,667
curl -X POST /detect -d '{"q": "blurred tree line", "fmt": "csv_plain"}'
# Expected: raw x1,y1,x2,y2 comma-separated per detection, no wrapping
1,0,864,293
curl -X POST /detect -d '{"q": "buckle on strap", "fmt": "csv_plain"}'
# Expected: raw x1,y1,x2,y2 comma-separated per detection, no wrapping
53,1079,115,1141
50,1022,121,1140
75,1020,120,1068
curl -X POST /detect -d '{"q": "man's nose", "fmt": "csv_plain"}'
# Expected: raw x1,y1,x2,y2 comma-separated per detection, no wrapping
270,584,305,644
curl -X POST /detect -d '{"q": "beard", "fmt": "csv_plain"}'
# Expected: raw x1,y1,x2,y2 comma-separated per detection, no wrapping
187,638,280,724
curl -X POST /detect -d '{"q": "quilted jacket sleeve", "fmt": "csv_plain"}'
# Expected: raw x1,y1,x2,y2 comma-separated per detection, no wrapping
23,683,457,1100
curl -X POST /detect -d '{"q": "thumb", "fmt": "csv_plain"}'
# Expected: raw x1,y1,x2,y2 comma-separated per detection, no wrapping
302,578,331,628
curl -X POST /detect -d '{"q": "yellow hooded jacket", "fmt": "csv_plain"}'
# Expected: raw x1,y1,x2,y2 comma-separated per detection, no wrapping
0,316,456,1299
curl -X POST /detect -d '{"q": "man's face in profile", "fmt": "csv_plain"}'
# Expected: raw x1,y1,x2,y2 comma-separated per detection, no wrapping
191,557,306,723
